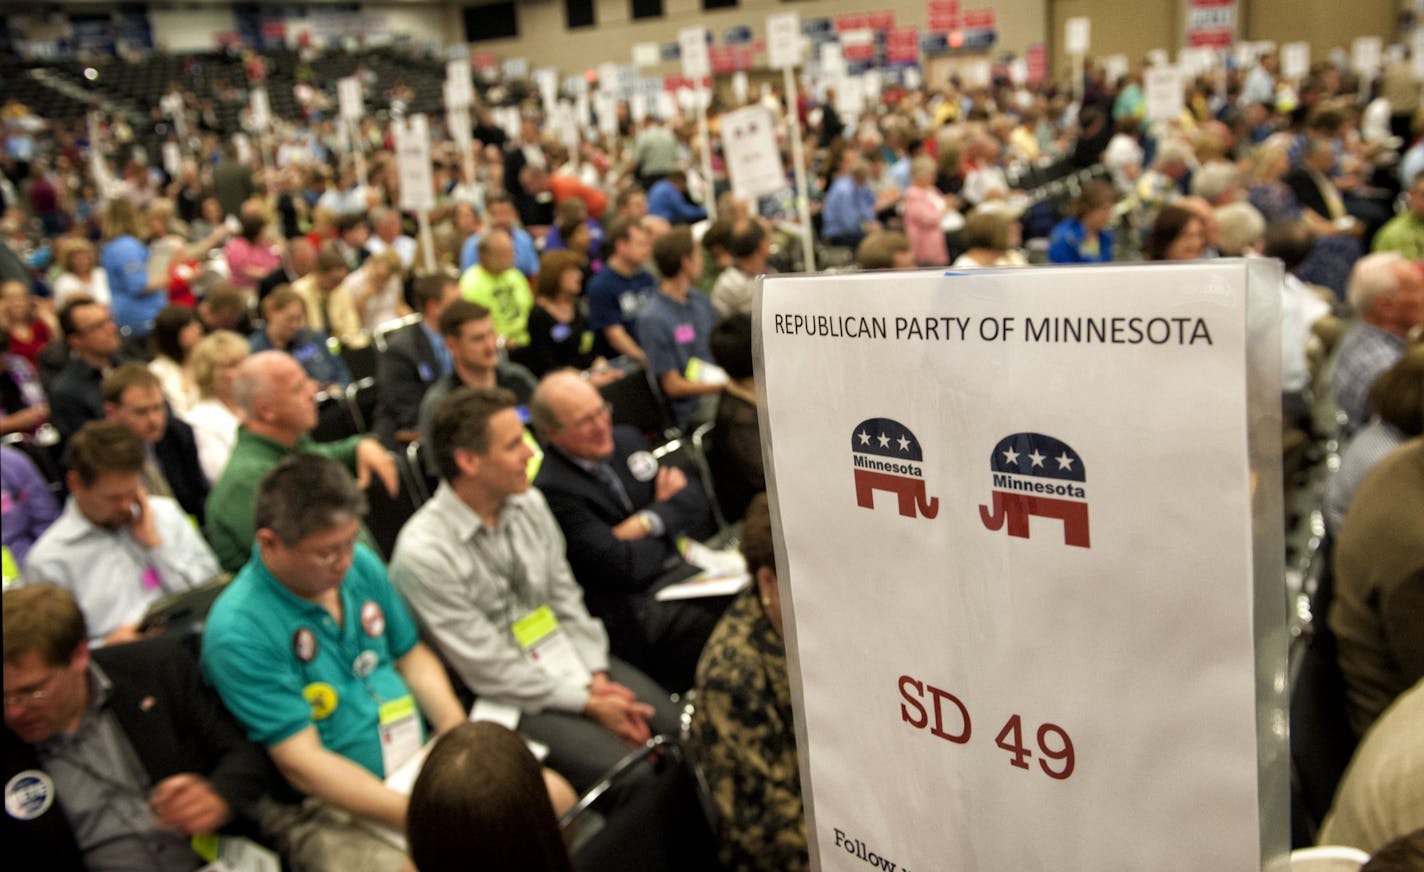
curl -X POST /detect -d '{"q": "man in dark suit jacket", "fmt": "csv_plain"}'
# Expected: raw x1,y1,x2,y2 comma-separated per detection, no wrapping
1284,136,1345,222
531,370,725,692
372,274,459,448
3,584,271,869
50,298,126,443
103,364,209,523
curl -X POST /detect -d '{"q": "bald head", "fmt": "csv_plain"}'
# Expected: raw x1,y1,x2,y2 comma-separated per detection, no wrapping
531,370,613,461
232,351,319,444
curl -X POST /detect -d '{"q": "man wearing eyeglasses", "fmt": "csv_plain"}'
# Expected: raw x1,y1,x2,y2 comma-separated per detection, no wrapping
390,386,678,792
530,370,722,693
3,584,270,869
201,454,474,870
49,296,128,443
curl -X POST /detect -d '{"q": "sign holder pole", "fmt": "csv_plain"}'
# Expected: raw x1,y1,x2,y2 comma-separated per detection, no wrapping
783,66,817,273
696,85,718,222
417,211,436,273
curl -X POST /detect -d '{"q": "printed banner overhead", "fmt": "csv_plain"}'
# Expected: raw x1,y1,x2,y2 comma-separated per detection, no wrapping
754,262,1289,871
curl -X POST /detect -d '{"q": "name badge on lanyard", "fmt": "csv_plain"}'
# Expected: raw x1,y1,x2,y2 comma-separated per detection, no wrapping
512,605,591,687
377,695,422,777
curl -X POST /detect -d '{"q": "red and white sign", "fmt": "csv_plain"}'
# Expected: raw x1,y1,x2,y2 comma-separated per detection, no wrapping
927,0,961,33
887,27,919,64
835,13,868,33
1185,0,1236,49
962,8,995,31
1026,43,1048,84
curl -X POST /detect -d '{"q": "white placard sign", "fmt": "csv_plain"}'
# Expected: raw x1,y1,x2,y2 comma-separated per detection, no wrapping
161,141,182,177
502,58,529,80
964,60,991,89
597,62,619,94
394,115,436,214
533,68,559,113
632,42,661,68
630,93,649,123
768,12,803,70
1281,42,1310,80
722,105,784,200
1008,58,1028,86
835,76,865,118
445,59,473,108
338,77,363,121
448,106,472,150
862,71,883,104
1413,31,1424,81
249,87,270,131
732,71,749,105
680,27,711,79
1352,36,1383,76
1145,65,1185,121
820,42,846,80
1065,17,1090,55
904,67,922,91
596,93,619,137
1147,48,1170,68
1102,54,1129,85
755,261,1288,872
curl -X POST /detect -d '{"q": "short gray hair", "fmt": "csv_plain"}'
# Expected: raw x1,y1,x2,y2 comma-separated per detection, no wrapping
231,351,289,419
1190,162,1241,204
1347,252,1409,315
528,369,583,440
254,454,367,545
1213,202,1265,255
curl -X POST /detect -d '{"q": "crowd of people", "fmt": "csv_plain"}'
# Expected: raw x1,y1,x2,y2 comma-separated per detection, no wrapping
2,32,1422,872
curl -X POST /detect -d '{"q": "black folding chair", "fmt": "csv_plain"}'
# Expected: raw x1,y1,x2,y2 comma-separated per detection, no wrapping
600,368,680,445
362,449,426,560
564,735,722,872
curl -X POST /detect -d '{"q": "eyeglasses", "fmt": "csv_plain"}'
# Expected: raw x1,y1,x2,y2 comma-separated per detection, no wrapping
302,532,360,569
3,671,61,708
562,402,612,432
75,316,115,334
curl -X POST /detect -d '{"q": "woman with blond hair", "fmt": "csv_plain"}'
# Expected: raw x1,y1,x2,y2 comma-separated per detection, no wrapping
903,157,950,266
52,238,110,307
101,198,165,337
180,330,250,481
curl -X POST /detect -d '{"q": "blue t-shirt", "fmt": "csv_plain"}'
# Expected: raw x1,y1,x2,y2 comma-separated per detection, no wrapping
202,543,423,777
586,266,658,358
102,235,160,337
635,289,715,428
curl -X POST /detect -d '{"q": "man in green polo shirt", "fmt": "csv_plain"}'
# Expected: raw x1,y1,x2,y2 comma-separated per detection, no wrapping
200,455,473,870
459,228,534,347
204,351,398,572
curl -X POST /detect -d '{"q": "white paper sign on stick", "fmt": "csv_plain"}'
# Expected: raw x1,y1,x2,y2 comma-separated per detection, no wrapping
1009,59,1028,86
1065,17,1090,55
904,67,922,90
820,42,846,79
1145,65,1185,121
1103,54,1129,85
630,93,649,123
632,42,660,68
448,106,471,151
964,60,991,88
1352,36,1383,76
1413,31,1424,81
680,27,711,79
445,59,473,108
732,71,749,105
1147,48,1170,68
754,260,1289,872
723,105,785,199
1281,42,1310,80
338,77,363,121
533,68,559,113
162,141,182,177
767,12,803,70
249,87,271,131
394,115,436,214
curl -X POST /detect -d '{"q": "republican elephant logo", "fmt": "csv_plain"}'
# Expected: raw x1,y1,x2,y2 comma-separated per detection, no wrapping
979,433,1091,548
851,418,939,519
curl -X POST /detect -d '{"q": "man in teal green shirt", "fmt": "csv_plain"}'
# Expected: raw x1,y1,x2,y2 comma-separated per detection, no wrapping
459,229,533,347
204,351,398,572
1372,173,1424,261
202,455,469,868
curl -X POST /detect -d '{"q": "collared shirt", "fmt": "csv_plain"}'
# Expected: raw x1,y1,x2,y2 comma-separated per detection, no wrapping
418,322,453,379
204,427,363,573
23,495,219,643
1,444,59,569
711,266,755,320
459,228,539,277
38,664,200,871
1372,212,1424,262
821,174,875,240
389,484,609,714
1332,323,1407,434
415,367,537,474
202,543,420,777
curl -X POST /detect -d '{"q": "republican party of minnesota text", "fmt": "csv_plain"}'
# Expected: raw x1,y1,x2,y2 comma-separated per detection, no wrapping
772,313,1213,346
